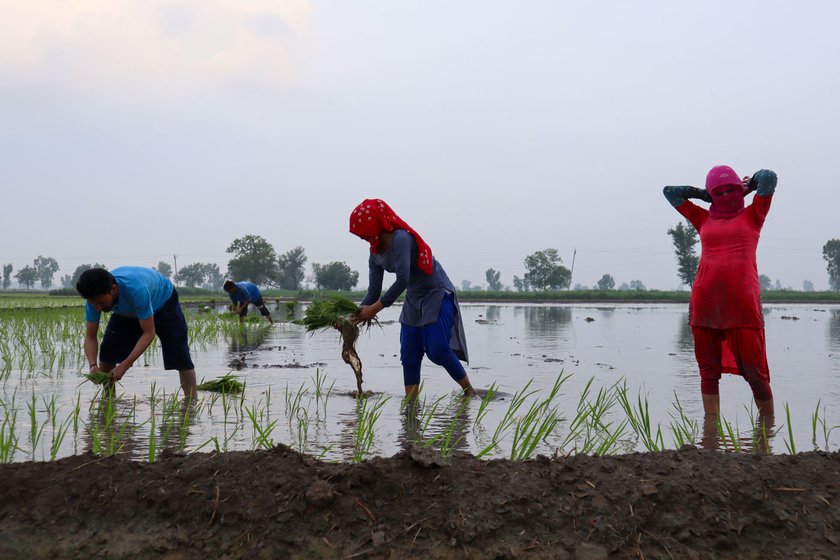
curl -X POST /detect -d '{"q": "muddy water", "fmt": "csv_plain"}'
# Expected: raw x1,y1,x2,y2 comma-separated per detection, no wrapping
4,303,839,462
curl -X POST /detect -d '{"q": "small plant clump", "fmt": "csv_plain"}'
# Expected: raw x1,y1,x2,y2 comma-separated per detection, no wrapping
197,374,245,394
294,295,375,396
84,371,114,386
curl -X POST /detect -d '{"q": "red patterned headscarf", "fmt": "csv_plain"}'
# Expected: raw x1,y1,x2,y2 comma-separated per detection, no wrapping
349,199,434,275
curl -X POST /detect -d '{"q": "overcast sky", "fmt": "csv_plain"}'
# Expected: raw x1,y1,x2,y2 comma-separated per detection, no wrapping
2,1,838,290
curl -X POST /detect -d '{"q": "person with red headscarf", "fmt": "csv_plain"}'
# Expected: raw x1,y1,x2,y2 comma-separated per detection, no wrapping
664,166,777,419
349,199,476,399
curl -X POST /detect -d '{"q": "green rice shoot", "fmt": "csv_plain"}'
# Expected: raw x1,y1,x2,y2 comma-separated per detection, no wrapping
197,374,245,394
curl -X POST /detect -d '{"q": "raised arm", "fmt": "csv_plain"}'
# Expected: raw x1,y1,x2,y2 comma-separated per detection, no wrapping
746,169,777,197
663,185,712,207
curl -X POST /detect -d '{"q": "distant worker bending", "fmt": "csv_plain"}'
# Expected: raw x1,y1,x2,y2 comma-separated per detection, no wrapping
223,280,274,324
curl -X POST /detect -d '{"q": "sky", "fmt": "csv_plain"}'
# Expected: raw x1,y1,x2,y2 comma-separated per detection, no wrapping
2,1,839,290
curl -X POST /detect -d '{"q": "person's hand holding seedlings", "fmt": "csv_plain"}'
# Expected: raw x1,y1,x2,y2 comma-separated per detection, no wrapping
352,301,383,325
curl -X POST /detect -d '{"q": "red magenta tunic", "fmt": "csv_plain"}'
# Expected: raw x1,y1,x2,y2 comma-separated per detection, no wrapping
677,194,772,329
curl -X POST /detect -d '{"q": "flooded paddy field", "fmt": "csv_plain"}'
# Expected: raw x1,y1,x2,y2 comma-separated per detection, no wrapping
1,302,839,464
2,301,840,558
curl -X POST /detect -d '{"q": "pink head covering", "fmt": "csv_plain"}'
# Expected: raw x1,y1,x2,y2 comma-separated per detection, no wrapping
705,165,745,218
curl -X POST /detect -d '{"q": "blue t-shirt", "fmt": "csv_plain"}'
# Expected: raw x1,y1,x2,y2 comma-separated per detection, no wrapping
228,281,261,305
84,267,174,322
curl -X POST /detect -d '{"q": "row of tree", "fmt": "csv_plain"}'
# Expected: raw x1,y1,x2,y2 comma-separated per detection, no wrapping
2,256,60,290
7,232,840,292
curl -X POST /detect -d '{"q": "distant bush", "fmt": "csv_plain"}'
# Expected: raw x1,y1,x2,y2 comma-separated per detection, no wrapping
49,288,78,296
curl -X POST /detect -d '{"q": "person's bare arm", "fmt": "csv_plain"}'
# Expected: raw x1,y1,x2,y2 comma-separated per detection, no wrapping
84,321,100,373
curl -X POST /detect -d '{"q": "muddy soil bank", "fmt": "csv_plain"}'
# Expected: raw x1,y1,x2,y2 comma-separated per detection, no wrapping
1,446,839,559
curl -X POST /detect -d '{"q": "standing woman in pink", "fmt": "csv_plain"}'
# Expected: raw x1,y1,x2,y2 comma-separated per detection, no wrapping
664,166,777,419
349,199,476,399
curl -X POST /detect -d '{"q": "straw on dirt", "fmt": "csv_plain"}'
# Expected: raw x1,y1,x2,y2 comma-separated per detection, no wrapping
293,295,374,396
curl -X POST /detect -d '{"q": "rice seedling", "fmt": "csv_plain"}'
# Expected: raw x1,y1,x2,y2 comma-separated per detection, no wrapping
476,379,537,459
424,396,470,462
0,393,20,463
294,295,377,396
783,402,796,455
508,373,570,460
178,400,194,450
811,401,839,451
352,394,389,463
715,413,743,452
580,381,628,456
668,392,698,448
284,382,309,420
147,383,158,463
245,404,279,450
510,400,559,460
197,374,245,394
49,414,72,461
27,390,46,459
312,368,335,416
472,382,498,429
616,383,664,452
294,406,310,453
88,393,133,457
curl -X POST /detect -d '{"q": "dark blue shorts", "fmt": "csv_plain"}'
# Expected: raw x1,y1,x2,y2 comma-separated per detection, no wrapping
100,289,195,371
240,296,271,317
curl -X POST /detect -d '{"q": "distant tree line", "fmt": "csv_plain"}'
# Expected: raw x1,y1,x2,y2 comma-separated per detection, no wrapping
6,234,840,293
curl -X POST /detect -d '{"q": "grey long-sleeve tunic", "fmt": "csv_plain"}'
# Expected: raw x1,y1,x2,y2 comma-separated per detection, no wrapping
360,229,469,362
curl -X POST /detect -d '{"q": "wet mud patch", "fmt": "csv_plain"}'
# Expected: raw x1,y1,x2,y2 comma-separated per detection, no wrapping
4,447,838,559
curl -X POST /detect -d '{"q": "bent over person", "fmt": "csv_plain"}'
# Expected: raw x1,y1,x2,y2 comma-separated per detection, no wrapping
76,267,197,397
349,199,476,399
223,280,274,324
663,166,777,419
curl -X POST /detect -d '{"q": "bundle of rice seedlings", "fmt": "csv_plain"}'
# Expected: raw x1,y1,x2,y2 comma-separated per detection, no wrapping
197,374,245,393
84,371,114,386
294,295,374,396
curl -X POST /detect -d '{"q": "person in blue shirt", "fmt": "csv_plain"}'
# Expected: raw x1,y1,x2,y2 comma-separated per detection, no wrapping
76,267,197,397
223,280,274,324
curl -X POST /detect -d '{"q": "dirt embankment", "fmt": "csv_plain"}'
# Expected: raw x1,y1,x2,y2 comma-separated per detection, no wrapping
1,446,839,559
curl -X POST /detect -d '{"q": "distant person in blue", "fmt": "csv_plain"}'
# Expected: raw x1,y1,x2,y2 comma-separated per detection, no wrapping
76,267,197,397
223,280,274,324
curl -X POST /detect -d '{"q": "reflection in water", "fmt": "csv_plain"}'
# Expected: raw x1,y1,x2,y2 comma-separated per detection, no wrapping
829,310,840,353
676,312,694,354
399,394,472,457
484,306,501,322
79,391,147,458
520,306,572,336
699,414,775,453
227,326,270,354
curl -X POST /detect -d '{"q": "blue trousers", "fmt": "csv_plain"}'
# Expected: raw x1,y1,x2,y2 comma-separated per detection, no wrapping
400,294,466,386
